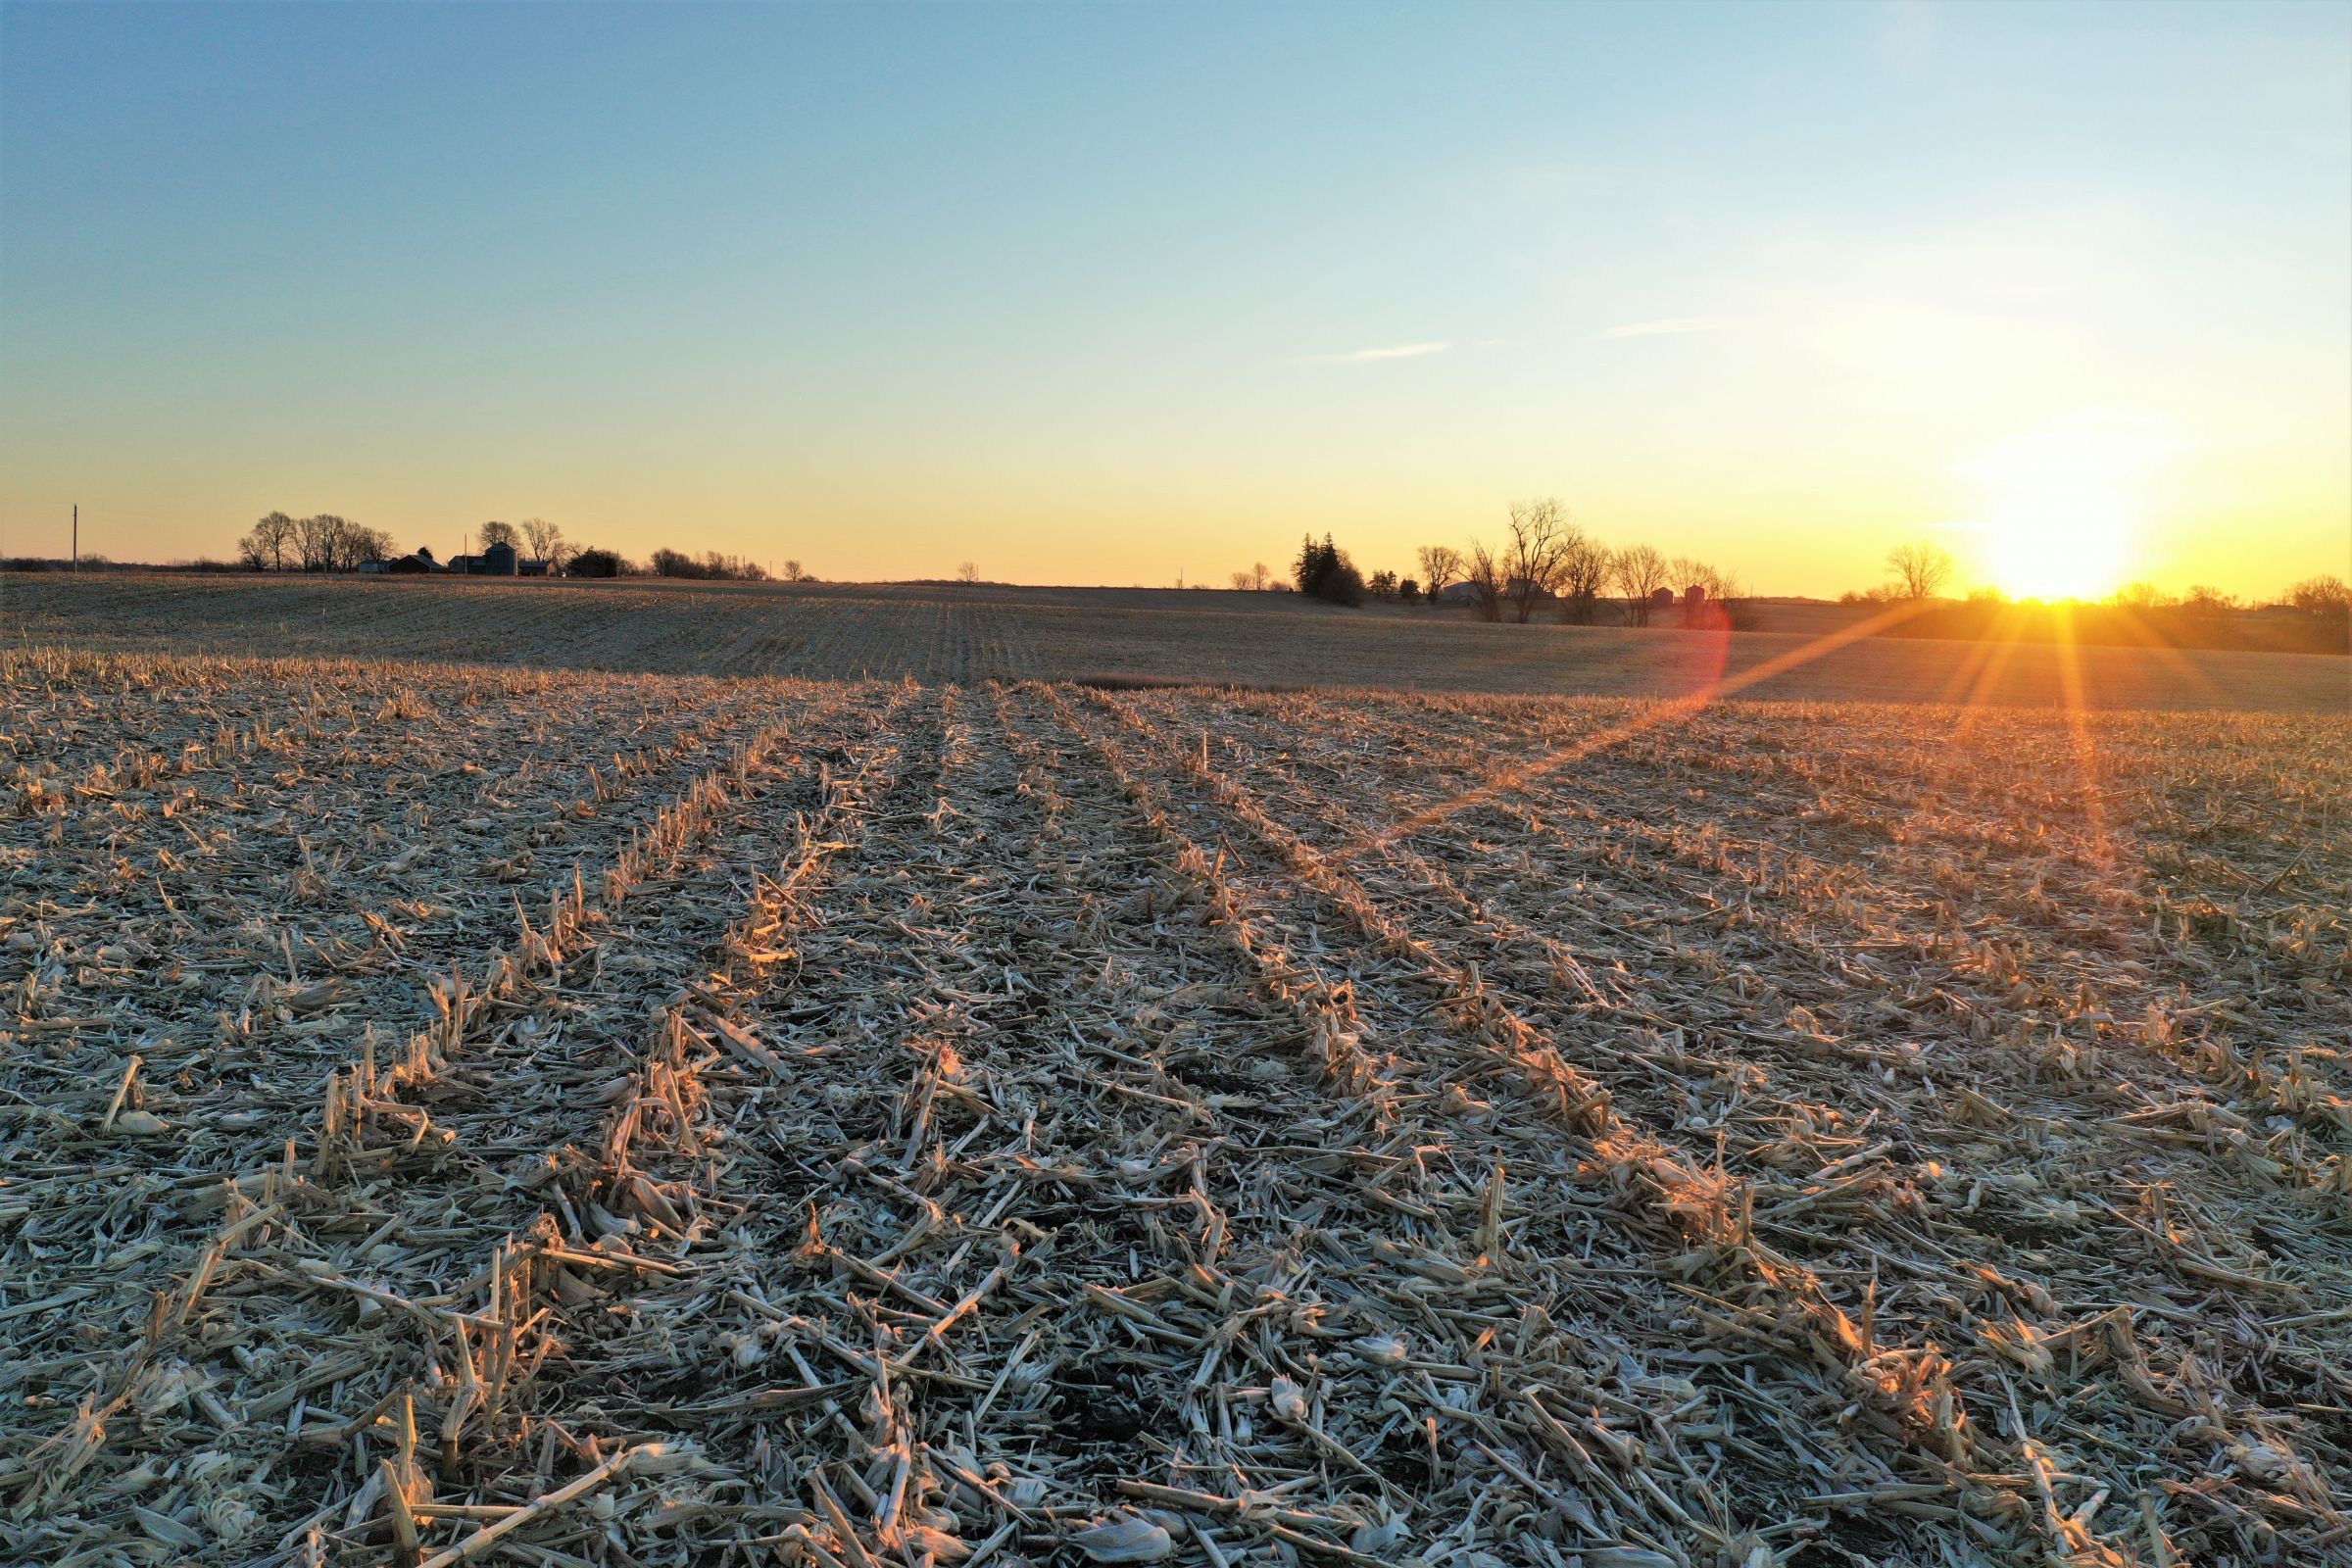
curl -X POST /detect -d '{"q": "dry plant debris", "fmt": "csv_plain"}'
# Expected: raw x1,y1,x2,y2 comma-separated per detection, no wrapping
2,647,2347,1567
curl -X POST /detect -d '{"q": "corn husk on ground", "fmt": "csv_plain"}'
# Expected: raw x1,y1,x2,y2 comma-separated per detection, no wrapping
3,647,2347,1567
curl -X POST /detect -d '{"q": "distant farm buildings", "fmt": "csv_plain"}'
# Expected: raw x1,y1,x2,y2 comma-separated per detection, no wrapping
443,546,508,575
428,544,552,576
1435,576,1555,604
372,545,550,576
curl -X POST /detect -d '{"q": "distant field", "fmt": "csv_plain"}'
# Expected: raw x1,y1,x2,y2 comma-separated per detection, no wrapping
5,572,2347,711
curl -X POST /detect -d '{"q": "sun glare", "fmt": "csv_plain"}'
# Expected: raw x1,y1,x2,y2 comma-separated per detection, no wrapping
1962,417,2172,601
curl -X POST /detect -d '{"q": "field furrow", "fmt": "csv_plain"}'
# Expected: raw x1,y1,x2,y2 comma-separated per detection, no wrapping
0,679,891,1562
1075,685,2351,1565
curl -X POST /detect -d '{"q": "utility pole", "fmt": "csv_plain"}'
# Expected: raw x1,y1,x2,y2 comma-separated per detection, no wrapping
72,505,78,571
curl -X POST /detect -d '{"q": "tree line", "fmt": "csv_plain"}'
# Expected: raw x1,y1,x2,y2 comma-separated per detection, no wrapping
224,513,819,584
1275,499,1750,628
1262,517,2345,655
639,549,795,582
565,549,817,581
235,512,400,571
1851,542,2350,654
233,513,575,571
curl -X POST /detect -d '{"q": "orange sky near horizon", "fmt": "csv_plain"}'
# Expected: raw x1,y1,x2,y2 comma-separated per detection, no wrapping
16,421,2339,603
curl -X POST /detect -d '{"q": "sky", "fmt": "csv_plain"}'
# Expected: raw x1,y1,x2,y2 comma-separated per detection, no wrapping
3,0,2348,597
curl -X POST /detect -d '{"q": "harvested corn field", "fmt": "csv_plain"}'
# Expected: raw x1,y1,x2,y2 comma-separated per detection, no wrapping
4,646,2350,1568
9,572,2349,712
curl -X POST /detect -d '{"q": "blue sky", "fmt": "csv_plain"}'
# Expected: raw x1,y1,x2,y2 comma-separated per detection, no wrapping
3,1,2347,593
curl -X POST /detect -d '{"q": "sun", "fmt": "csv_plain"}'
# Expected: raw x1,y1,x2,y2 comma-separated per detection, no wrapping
1982,492,2131,601
1960,416,2171,600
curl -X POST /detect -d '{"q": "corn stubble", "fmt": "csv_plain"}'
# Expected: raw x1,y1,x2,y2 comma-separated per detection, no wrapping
2,647,2347,1567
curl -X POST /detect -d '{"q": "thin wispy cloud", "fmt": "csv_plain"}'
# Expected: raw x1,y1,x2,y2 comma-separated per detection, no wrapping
1297,341,1450,365
1597,317,1740,341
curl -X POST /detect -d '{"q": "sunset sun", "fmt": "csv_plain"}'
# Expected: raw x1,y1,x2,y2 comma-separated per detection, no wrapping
1965,419,2168,601
1983,505,2132,602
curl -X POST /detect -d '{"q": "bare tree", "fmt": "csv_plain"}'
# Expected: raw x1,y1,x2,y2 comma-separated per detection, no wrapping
292,514,348,571
1667,557,1748,626
2286,574,2348,612
780,560,810,583
1500,498,1573,623
1462,541,1505,621
362,525,395,567
1886,541,1953,600
1250,562,1270,592
243,511,295,570
519,516,567,566
956,562,980,584
1416,545,1464,605
1555,526,1611,624
1230,570,1256,590
478,520,520,551
1611,543,1670,624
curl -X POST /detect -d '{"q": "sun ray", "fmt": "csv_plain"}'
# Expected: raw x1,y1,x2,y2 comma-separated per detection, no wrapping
1947,609,2035,746
2050,603,2115,870
2105,603,2230,708
1937,605,2017,708
1356,598,1937,854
